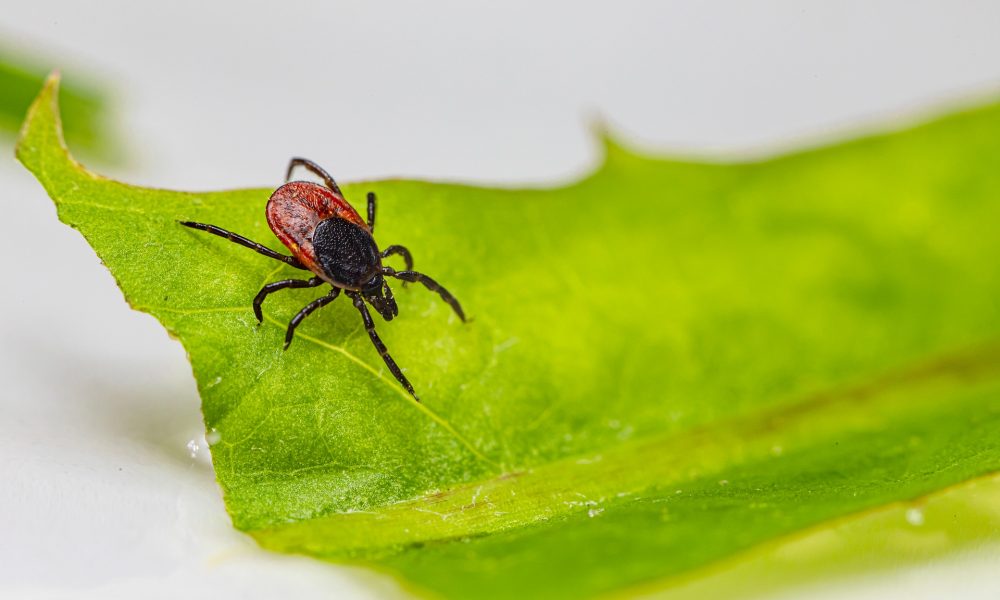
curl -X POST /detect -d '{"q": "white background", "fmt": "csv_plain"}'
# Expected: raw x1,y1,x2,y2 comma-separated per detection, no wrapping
2,2,999,599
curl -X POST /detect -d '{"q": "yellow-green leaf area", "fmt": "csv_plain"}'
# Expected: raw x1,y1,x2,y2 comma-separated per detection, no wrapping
17,74,1000,599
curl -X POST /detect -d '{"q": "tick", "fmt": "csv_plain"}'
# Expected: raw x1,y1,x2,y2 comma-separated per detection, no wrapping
180,158,465,400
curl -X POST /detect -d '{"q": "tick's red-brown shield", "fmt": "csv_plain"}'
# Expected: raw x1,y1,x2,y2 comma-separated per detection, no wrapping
265,181,368,277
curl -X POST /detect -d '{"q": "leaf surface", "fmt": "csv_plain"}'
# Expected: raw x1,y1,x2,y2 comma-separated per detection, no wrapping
17,75,1000,599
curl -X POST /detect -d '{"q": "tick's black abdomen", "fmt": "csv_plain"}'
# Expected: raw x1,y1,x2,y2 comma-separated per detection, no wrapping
312,217,380,286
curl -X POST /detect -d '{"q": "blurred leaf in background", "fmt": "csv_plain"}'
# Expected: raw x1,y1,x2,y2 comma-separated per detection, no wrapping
17,74,1000,599
0,48,109,156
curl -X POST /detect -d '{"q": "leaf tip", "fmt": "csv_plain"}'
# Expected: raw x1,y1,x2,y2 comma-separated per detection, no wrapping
15,69,99,190
15,70,65,164
585,113,641,171
585,111,612,145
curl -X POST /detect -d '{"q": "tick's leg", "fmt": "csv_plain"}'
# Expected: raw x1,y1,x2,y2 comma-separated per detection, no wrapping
284,287,341,349
253,276,324,323
285,157,343,196
380,245,414,287
382,279,399,318
367,192,376,232
380,245,414,271
383,267,465,322
348,291,417,400
179,221,305,269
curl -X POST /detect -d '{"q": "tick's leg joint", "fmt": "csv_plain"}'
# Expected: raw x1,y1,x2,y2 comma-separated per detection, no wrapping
383,267,466,321
284,287,341,349
380,245,414,284
285,157,343,196
253,276,324,323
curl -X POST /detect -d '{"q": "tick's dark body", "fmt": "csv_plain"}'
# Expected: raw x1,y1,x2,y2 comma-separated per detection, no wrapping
180,158,464,400
313,218,381,287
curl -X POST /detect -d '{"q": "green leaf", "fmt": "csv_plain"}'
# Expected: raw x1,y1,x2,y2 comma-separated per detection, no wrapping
0,53,107,153
658,474,1000,599
18,74,1000,599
